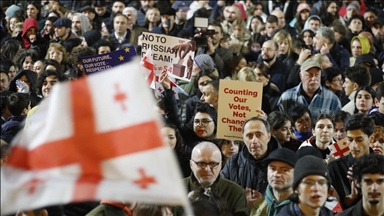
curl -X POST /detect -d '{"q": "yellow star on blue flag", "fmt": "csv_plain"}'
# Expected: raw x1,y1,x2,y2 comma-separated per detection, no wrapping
119,55,124,61
125,47,130,53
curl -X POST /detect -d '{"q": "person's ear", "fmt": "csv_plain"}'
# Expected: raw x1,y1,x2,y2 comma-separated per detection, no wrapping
353,83,359,91
40,209,48,216
374,98,379,106
22,108,28,115
325,80,331,87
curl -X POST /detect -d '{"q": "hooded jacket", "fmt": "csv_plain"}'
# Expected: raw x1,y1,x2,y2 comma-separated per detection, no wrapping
303,15,322,30
349,36,370,66
8,70,41,108
21,18,39,49
250,185,293,216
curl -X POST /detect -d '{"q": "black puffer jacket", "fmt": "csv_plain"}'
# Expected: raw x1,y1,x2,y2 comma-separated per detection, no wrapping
222,137,279,194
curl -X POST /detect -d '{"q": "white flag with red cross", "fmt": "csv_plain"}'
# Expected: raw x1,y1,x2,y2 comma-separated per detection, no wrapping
140,48,155,89
154,75,188,100
1,59,191,215
328,138,350,159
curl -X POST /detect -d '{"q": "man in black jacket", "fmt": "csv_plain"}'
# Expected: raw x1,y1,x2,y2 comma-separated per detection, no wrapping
338,154,384,216
327,113,375,210
222,116,279,206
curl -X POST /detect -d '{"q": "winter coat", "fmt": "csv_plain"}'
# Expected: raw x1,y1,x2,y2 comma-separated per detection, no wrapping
222,137,279,194
277,202,334,216
1,115,26,137
8,70,41,108
174,173,249,216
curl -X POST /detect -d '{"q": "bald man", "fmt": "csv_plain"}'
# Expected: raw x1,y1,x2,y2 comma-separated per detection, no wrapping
175,142,248,216
271,10,297,37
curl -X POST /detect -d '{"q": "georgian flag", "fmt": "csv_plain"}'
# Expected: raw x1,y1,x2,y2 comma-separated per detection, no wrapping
140,48,155,89
1,59,191,215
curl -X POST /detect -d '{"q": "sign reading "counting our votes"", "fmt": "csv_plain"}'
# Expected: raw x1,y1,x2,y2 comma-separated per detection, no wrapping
216,80,263,140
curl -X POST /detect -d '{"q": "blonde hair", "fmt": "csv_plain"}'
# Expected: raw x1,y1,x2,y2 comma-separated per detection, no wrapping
370,125,384,143
145,8,160,25
45,43,69,64
237,67,256,81
273,30,293,57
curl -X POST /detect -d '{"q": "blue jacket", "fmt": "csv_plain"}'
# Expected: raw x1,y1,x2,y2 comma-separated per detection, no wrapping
1,115,26,137
326,42,351,72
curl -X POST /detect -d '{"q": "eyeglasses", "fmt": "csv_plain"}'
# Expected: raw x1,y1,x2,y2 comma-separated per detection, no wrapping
194,119,212,126
301,179,328,186
261,47,275,52
332,78,343,83
191,159,220,169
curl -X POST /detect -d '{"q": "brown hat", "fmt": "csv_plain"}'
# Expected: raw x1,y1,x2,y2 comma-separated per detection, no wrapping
300,59,322,72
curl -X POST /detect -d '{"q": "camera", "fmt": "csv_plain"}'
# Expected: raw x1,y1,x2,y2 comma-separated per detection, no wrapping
193,17,214,48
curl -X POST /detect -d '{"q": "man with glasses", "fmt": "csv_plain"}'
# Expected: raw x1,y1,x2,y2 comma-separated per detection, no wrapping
278,59,342,121
278,155,333,216
177,141,248,216
259,40,287,92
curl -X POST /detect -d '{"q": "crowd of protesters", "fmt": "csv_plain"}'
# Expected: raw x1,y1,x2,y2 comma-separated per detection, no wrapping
1,0,384,216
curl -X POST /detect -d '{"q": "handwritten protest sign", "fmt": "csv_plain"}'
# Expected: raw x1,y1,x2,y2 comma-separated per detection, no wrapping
140,32,196,81
217,80,263,140
80,45,137,74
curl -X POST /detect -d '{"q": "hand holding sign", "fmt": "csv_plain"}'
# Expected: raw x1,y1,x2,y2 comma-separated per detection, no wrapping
159,71,171,90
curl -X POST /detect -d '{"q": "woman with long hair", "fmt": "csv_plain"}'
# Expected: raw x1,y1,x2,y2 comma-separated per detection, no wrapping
44,43,71,73
273,30,295,70
354,86,375,116
161,123,190,177
144,8,160,32
292,3,311,33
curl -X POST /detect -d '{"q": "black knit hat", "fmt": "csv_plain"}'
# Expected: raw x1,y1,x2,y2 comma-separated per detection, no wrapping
292,155,328,190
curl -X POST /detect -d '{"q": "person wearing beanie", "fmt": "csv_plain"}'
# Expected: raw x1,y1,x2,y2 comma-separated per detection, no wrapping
343,1,361,23
4,5,22,22
350,36,371,67
250,148,297,216
338,154,384,216
328,113,375,210
347,15,365,43
82,30,101,47
277,155,333,216
177,54,217,96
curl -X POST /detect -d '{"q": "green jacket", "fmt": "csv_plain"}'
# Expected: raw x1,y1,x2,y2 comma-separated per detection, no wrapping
250,185,292,216
86,203,132,216
175,174,249,216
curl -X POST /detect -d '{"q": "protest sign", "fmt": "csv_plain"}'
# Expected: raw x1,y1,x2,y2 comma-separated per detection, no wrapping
140,32,196,81
216,80,263,140
80,45,137,74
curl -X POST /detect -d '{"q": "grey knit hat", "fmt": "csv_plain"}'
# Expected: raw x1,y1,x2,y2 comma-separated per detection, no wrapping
5,5,21,18
292,155,329,190
194,54,214,73
347,2,360,14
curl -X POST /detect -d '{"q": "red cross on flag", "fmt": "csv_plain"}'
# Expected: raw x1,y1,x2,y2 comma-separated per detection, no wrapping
140,48,155,89
1,59,191,215
328,138,350,159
